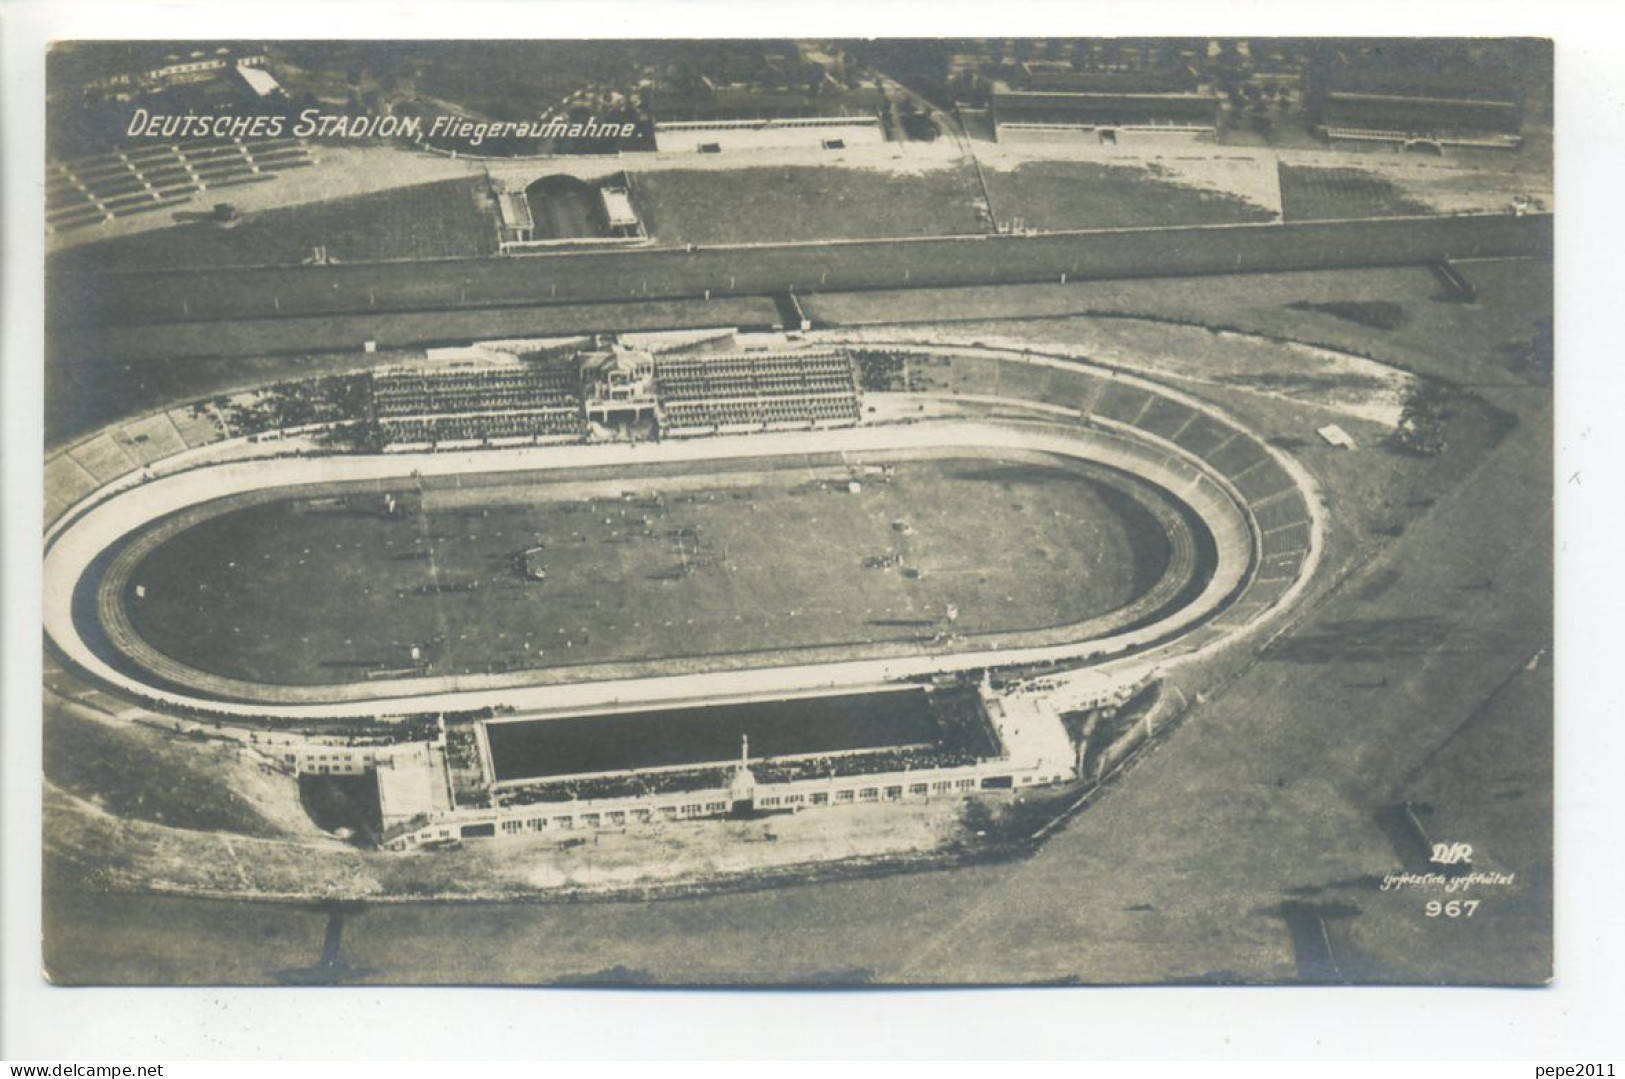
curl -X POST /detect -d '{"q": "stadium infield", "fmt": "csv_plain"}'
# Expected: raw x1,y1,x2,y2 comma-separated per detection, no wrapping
110,452,1180,690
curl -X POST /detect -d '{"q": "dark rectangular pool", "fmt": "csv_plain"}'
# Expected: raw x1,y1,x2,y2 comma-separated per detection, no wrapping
485,688,944,782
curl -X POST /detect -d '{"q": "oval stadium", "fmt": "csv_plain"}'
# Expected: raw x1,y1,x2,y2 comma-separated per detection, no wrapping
43,337,1321,849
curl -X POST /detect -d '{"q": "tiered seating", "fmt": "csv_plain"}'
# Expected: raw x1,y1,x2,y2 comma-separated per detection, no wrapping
373,364,576,418
1087,382,1157,427
1073,372,1317,622
46,137,316,234
1132,397,1199,442
654,349,861,433
372,361,588,447
1231,456,1299,506
500,767,731,807
380,411,587,446
751,744,980,784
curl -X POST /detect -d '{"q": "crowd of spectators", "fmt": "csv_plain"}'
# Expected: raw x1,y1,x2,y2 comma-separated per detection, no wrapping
214,374,370,437
851,348,912,392
378,409,586,447
751,744,982,784
372,363,577,418
654,350,861,432
370,361,591,448
498,765,732,807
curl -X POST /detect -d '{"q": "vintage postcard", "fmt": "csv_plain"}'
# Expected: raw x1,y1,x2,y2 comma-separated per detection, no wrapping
39,36,1553,987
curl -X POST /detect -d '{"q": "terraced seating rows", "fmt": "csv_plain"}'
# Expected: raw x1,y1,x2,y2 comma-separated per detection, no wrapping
959,350,1320,637
380,410,587,446
654,349,862,434
372,365,577,418
46,138,316,233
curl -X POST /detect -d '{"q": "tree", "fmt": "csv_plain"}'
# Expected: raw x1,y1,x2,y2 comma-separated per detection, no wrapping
1393,381,1452,456
1511,315,1554,382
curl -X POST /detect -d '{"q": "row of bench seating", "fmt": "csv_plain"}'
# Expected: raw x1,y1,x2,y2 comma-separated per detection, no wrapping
378,409,586,446
372,365,578,418
46,137,316,233
653,350,862,434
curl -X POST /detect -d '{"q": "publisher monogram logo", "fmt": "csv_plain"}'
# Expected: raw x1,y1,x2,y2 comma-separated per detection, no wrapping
1430,842,1474,866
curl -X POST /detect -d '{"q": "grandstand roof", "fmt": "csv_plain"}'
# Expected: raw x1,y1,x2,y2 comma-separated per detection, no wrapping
650,86,885,123
1318,90,1522,135
992,85,1217,127
1009,65,1198,94
1321,66,1523,105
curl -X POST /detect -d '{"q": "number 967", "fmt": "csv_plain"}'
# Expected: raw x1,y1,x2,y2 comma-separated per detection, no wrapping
1424,899,1480,918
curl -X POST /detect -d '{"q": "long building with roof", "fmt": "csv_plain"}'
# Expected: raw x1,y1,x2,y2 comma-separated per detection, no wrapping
1309,67,1525,149
990,80,1218,144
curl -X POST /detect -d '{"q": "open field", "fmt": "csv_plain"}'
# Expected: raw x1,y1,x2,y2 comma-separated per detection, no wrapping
117,454,1174,687
43,702,310,840
628,165,986,245
51,178,501,274
1278,164,1435,222
982,160,1277,231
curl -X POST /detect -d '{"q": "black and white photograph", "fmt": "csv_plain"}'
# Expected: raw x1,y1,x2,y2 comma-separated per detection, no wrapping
28,31,1564,992
9,0,1625,1058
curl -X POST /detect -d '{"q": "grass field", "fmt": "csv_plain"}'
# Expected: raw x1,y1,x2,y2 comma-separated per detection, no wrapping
806,259,1552,391
43,704,299,840
1278,164,1435,222
49,177,501,274
629,165,987,245
120,454,1172,687
982,160,1277,232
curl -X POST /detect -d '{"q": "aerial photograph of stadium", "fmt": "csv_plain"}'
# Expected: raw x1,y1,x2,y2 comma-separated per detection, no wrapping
39,36,1553,986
